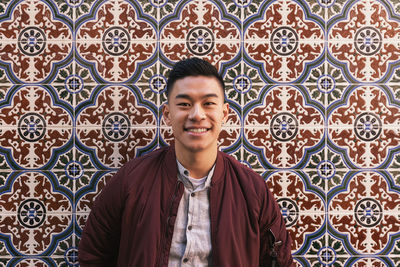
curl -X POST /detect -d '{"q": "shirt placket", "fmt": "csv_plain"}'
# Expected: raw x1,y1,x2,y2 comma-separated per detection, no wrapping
172,161,214,266
181,187,198,265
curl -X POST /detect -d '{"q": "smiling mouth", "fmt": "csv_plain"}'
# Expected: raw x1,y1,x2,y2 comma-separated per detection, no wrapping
185,128,210,133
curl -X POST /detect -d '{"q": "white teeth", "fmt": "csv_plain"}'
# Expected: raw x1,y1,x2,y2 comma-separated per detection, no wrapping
187,128,207,133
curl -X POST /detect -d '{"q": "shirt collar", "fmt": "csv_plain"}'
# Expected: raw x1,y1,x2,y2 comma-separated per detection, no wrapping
176,160,215,190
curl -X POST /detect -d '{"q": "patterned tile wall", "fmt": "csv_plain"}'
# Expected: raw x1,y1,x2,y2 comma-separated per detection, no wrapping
0,0,400,266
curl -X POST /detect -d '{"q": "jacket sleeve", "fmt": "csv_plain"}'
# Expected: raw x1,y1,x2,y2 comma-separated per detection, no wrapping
78,169,126,267
259,182,293,267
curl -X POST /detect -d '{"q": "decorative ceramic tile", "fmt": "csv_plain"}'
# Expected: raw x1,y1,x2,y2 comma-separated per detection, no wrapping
292,257,321,267
71,0,100,23
389,82,400,101
3,257,58,266
328,171,400,255
305,235,350,266
76,85,158,169
343,257,396,266
53,0,97,22
0,0,13,17
265,171,325,255
328,0,400,83
0,0,73,41
0,154,11,171
135,0,181,22
0,85,73,170
0,1,73,84
135,59,169,109
304,60,350,108
53,61,98,108
159,0,241,67
328,85,400,169
219,128,241,155
244,85,325,169
0,69,11,87
243,0,325,83
53,145,102,194
303,0,328,20
75,0,157,83
1,0,400,264
224,61,267,107
317,147,349,191
0,171,72,256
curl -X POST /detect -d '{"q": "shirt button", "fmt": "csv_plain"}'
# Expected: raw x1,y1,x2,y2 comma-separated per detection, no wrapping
188,225,192,230
183,258,189,263
191,193,195,197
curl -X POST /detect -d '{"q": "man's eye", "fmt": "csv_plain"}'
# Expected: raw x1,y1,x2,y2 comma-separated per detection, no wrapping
178,103,190,107
204,102,216,106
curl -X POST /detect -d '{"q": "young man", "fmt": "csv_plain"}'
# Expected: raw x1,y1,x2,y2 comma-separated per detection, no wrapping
78,58,293,266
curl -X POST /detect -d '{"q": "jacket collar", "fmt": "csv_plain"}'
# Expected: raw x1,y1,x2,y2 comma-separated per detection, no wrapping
211,150,225,186
163,145,226,185
164,145,179,183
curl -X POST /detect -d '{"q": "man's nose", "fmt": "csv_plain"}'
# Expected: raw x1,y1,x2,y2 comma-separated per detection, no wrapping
188,104,206,120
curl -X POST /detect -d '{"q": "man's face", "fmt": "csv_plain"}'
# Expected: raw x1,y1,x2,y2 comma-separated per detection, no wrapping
163,76,229,156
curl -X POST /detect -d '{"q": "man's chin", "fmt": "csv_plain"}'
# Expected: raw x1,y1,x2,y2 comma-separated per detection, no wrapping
176,143,212,154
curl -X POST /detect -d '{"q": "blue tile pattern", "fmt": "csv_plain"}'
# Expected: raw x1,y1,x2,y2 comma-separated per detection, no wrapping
0,0,400,265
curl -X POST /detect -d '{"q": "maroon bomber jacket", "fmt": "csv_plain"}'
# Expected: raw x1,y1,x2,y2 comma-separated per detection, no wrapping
78,146,293,266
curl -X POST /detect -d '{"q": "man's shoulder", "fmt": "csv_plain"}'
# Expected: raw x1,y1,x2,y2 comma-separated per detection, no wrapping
217,151,270,202
130,146,169,162
218,151,264,183
120,146,171,174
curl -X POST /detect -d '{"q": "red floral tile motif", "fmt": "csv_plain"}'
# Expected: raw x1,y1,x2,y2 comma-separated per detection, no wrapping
219,107,241,150
218,127,241,152
266,171,325,252
329,86,400,168
351,258,390,266
0,86,72,169
0,0,72,83
7,258,56,266
244,0,324,83
76,0,156,83
328,0,400,82
0,172,72,255
329,172,400,254
160,0,240,67
76,86,157,169
245,86,324,168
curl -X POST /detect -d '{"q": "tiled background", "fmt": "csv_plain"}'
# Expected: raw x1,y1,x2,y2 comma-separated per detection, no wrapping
0,0,400,266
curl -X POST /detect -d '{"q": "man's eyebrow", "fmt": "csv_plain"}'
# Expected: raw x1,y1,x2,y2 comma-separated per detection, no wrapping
175,93,219,99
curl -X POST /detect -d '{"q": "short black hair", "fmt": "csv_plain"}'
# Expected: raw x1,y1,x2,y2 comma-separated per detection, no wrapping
166,57,225,99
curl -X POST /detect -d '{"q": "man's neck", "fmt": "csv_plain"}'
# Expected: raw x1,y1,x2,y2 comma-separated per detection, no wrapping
175,148,217,179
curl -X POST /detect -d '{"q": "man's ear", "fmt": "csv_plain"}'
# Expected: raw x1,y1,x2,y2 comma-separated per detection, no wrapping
162,103,172,126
